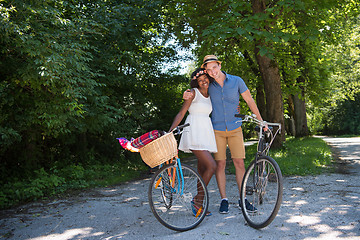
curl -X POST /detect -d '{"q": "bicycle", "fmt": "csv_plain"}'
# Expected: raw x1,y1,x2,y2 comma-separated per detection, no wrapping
139,123,209,231
235,114,283,229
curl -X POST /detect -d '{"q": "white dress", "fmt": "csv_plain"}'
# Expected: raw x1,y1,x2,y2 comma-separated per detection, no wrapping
178,88,217,153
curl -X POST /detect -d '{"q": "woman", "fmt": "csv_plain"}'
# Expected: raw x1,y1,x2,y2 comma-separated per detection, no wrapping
169,68,217,216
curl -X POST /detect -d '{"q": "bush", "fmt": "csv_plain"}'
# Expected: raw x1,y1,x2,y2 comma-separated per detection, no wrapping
309,90,360,135
324,92,360,135
0,157,147,209
0,168,66,209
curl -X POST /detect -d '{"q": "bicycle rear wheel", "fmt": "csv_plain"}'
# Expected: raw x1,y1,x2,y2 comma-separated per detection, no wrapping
148,162,208,231
240,156,283,229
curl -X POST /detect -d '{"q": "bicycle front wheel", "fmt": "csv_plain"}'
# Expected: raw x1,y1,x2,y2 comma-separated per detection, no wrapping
240,156,283,229
148,162,208,231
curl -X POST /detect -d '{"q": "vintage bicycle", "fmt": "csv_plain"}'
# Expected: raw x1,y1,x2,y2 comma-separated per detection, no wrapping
235,114,283,229
136,123,209,231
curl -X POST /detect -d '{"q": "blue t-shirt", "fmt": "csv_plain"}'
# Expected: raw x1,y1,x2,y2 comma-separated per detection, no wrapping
208,72,248,131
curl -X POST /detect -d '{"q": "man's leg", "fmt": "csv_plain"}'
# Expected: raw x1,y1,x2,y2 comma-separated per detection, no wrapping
227,127,246,198
213,130,227,198
213,130,229,213
215,159,227,199
232,157,245,198
227,127,256,211
215,159,229,213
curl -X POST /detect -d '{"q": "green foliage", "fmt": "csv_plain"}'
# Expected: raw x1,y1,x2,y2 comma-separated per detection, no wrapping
165,0,360,137
322,91,360,135
0,0,185,183
308,16,360,135
0,157,147,209
0,168,66,209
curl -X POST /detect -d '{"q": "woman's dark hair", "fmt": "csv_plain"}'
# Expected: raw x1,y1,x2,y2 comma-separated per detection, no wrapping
190,68,214,88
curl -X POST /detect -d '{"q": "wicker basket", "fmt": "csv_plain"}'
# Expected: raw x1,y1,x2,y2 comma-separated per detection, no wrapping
139,132,178,168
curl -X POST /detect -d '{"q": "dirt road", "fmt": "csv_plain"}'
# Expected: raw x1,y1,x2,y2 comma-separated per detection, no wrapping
1,136,359,240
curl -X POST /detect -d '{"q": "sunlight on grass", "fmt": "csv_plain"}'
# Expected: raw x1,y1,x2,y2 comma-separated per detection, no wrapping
230,136,334,176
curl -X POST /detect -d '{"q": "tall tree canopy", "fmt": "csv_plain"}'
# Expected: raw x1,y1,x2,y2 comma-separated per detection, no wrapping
164,0,359,145
0,0,186,180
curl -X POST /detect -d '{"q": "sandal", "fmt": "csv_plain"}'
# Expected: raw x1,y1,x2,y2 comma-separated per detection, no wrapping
191,200,212,217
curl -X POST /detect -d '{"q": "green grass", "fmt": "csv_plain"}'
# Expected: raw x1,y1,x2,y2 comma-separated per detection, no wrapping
229,136,334,176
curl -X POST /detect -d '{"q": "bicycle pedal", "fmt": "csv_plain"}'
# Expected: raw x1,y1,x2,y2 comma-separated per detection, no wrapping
246,186,254,195
268,173,277,182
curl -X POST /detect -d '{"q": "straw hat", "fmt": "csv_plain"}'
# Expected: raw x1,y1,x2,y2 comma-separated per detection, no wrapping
201,55,222,68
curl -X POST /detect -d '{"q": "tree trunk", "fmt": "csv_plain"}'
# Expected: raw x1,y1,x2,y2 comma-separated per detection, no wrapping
293,91,309,137
293,43,310,137
243,50,267,119
256,82,267,120
252,0,285,147
255,52,285,147
287,96,296,136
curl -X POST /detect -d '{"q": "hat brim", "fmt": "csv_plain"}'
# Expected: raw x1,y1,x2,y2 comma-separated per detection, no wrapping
201,60,221,68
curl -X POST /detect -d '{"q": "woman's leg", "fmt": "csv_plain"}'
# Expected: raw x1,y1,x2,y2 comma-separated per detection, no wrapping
192,150,216,186
191,150,216,210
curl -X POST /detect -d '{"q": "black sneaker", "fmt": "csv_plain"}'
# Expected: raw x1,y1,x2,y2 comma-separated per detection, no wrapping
239,199,258,213
219,199,229,214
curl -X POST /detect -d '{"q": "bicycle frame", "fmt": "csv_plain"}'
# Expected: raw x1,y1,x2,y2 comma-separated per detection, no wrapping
175,158,185,195
158,124,190,196
236,114,281,184
235,114,281,157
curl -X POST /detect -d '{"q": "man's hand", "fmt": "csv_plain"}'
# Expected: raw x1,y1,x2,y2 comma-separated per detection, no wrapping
183,89,194,100
263,125,269,132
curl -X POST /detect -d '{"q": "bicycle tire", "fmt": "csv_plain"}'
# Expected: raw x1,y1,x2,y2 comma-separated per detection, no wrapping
148,162,208,231
240,156,283,229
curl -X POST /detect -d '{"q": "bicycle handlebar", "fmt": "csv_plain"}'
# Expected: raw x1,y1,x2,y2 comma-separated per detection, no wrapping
171,123,190,135
235,114,281,129
235,114,281,155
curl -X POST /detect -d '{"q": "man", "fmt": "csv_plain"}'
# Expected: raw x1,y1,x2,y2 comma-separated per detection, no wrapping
184,55,266,213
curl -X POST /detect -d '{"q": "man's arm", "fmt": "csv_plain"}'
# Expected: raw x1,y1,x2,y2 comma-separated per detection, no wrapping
169,89,195,131
241,89,268,130
183,89,194,100
241,90,263,120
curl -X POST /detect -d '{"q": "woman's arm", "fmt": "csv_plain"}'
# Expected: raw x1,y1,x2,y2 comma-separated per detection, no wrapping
169,89,195,132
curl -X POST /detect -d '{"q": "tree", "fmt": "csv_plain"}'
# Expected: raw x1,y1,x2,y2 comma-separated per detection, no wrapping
166,0,294,146
0,0,184,180
165,0,360,142
251,0,285,146
309,11,360,135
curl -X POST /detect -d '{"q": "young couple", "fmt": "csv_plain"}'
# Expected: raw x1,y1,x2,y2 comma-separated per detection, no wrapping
169,55,265,215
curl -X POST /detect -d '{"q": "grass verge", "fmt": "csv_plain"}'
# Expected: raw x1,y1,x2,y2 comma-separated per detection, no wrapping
229,136,334,176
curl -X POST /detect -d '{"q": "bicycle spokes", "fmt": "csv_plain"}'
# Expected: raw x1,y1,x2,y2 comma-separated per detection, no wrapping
255,162,270,204
148,163,209,231
241,156,283,229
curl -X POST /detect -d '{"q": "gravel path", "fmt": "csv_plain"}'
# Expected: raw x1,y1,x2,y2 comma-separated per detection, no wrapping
1,136,359,240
